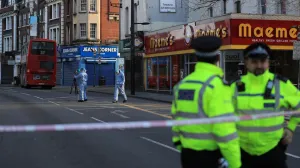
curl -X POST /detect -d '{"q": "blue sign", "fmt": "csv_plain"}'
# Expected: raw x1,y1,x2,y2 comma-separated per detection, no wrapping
60,46,80,57
80,45,119,58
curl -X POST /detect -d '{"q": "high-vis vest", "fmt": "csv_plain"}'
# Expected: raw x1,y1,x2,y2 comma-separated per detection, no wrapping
172,62,241,168
231,70,300,156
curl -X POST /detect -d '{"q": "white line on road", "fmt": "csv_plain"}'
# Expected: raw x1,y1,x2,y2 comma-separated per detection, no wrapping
64,107,84,115
140,136,179,153
286,153,300,159
48,101,60,106
33,96,44,100
90,117,124,130
91,117,106,123
74,108,105,110
111,111,130,119
21,93,31,96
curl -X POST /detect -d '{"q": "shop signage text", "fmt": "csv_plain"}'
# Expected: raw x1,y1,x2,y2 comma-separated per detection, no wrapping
238,23,298,39
63,47,78,53
149,34,175,49
195,27,228,38
82,47,118,52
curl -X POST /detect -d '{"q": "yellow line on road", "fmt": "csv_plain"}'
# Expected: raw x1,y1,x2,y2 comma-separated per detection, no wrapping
121,104,171,119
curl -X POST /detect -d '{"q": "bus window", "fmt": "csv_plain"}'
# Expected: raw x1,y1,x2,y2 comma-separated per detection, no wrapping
31,41,55,56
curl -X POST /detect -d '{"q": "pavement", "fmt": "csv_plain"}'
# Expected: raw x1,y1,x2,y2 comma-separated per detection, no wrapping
0,85,299,167
55,85,173,103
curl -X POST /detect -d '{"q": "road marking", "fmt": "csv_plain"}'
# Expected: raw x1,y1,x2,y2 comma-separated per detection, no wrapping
91,117,106,123
33,96,44,100
111,110,129,119
21,93,31,96
286,153,300,159
48,101,60,106
64,107,84,115
122,104,171,119
140,136,179,153
90,117,124,130
74,108,105,110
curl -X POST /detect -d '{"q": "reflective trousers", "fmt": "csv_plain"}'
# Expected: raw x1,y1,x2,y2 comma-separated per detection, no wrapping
78,83,87,101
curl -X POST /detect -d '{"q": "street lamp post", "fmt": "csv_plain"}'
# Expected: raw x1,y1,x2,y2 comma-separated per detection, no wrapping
92,49,97,87
130,0,149,95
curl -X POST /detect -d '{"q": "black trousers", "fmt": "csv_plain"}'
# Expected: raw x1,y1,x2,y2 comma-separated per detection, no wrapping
241,142,288,168
181,148,221,168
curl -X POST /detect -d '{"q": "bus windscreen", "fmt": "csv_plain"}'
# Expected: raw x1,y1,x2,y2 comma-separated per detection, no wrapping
31,41,55,56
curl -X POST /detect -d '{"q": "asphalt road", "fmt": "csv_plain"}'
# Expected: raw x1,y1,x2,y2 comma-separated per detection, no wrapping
0,86,299,168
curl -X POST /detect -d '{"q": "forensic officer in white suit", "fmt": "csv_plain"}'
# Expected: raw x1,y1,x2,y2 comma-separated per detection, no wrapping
74,68,88,102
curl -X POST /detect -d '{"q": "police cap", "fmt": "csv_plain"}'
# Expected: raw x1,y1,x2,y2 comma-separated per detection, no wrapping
191,36,222,57
244,42,271,59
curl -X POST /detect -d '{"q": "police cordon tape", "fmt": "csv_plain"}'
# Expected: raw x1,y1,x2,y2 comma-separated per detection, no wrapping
0,110,298,132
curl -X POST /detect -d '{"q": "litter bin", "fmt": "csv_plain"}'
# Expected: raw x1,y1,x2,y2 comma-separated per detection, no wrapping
99,76,106,86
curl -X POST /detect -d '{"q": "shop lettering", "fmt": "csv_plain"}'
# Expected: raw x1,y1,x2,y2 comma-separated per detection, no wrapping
238,23,298,38
195,27,228,38
83,47,117,52
63,48,78,53
150,34,175,49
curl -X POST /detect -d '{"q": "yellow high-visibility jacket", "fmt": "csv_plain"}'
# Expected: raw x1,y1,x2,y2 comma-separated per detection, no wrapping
172,62,241,168
230,70,300,156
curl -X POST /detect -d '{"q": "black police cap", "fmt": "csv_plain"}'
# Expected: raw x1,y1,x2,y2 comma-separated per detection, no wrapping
244,42,271,59
191,36,222,52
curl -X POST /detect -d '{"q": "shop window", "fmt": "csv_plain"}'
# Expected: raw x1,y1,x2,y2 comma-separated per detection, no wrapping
158,57,171,91
147,58,158,89
171,55,185,89
270,50,298,85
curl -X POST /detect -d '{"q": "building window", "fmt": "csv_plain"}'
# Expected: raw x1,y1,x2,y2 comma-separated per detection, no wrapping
5,17,12,30
90,23,96,39
260,0,266,14
80,0,87,11
235,0,241,13
73,0,77,13
73,24,77,39
49,27,60,44
223,0,227,14
4,36,12,52
80,23,86,38
23,14,26,26
277,0,286,14
50,3,60,19
18,31,21,50
27,28,30,41
208,7,213,17
90,0,96,12
125,7,129,34
19,15,22,27
109,15,119,21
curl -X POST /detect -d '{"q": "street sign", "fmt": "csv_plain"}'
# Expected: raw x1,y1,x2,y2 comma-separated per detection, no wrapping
293,41,300,60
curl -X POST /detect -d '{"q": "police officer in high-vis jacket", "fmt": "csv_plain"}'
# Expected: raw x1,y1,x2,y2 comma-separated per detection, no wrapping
171,36,241,168
230,42,300,168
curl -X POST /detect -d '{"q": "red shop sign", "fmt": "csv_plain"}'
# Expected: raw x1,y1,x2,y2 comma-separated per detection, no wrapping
230,19,300,46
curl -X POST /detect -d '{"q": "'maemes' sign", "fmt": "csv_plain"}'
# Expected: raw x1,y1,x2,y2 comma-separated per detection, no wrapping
238,23,298,39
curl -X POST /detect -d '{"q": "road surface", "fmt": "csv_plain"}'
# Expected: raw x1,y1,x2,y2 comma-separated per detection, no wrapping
0,86,299,168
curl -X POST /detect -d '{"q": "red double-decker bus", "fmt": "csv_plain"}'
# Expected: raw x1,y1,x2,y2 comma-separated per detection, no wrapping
20,38,57,89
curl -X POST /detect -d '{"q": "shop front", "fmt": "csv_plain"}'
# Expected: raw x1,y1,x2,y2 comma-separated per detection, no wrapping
144,14,300,92
80,45,119,86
